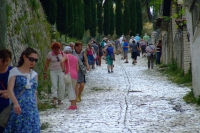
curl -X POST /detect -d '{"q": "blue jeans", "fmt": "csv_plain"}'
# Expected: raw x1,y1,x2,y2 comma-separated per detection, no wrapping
156,52,162,64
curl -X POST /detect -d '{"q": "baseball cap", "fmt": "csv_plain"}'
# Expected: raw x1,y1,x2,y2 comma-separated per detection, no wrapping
63,46,72,52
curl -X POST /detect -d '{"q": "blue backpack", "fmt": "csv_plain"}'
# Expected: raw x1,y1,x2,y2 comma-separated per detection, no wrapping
107,46,114,55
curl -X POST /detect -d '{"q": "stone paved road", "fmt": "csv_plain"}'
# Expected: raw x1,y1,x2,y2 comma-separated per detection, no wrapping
40,54,200,133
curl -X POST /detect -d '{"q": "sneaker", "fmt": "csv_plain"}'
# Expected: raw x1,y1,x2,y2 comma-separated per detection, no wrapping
111,71,113,73
108,70,111,73
67,106,77,110
124,61,128,63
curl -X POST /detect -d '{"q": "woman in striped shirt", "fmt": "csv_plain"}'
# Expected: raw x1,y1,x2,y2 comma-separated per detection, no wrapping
156,40,162,64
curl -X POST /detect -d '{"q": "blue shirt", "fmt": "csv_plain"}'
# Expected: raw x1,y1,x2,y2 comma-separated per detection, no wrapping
123,42,129,51
134,36,141,43
0,66,12,113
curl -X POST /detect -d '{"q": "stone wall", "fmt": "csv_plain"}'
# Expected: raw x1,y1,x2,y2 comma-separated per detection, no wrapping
160,1,191,74
185,4,200,97
6,0,51,69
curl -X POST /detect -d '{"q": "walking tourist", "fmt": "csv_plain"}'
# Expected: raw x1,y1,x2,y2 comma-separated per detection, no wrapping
134,33,141,46
0,49,12,133
43,42,65,105
86,43,95,70
4,47,40,133
97,42,103,66
73,42,89,102
139,39,147,58
114,37,120,54
129,40,139,65
104,43,115,73
123,39,129,63
91,39,99,67
61,46,78,110
156,40,162,64
146,43,156,69
143,33,150,44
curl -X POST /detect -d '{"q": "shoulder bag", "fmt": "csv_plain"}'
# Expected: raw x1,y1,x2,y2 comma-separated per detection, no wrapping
0,85,26,128
149,45,154,57
63,54,72,84
74,52,87,75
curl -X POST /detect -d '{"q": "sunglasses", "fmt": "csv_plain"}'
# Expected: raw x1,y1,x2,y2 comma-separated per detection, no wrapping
56,56,60,62
27,57,38,62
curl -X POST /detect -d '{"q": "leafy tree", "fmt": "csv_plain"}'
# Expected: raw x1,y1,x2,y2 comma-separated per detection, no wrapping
40,0,57,25
84,0,92,31
123,0,130,36
110,3,115,36
103,0,110,36
56,0,68,35
75,0,85,39
136,0,143,35
97,0,103,35
129,0,136,36
90,0,97,37
115,0,123,36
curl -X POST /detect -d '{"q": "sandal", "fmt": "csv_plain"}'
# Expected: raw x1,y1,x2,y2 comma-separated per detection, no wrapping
52,97,57,106
58,100,63,105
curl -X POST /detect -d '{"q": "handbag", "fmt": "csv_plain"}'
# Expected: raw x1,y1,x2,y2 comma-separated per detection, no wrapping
74,52,87,75
110,54,115,60
64,55,71,84
0,86,26,128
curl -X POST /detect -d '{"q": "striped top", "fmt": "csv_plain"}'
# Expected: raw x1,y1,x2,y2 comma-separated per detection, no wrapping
156,45,162,52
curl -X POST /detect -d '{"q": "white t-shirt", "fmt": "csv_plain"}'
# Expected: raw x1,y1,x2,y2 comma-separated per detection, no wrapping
47,51,63,71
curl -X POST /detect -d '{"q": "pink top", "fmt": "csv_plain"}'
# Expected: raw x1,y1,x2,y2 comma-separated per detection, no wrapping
64,54,78,79
87,48,93,55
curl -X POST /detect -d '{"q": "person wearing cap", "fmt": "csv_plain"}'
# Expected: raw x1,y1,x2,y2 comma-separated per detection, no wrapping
61,46,78,110
43,42,65,105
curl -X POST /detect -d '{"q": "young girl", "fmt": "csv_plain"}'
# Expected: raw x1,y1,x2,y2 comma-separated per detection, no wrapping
4,47,40,133
0,49,12,133
86,43,95,70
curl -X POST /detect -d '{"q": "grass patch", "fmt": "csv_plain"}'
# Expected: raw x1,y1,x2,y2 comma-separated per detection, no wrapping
41,122,49,130
183,89,200,105
38,101,56,111
91,87,104,91
157,60,192,87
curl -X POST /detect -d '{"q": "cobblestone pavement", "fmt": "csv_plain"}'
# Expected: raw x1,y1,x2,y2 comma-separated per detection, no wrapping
40,54,200,133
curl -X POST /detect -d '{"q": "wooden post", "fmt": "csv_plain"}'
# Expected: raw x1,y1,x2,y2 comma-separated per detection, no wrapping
0,0,7,49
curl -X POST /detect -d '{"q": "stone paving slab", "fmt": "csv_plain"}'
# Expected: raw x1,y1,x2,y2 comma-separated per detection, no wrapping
40,54,200,133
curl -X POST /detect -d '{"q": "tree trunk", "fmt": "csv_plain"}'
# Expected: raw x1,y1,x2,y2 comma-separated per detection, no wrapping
0,0,7,49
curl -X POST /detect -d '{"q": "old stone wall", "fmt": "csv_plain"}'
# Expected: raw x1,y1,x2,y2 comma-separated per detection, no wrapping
160,1,191,74
6,0,51,71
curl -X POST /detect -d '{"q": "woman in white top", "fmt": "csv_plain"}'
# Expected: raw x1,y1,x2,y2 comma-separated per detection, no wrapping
43,42,65,105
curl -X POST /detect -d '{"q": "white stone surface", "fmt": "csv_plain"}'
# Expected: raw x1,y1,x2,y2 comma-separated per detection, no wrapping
40,54,200,133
